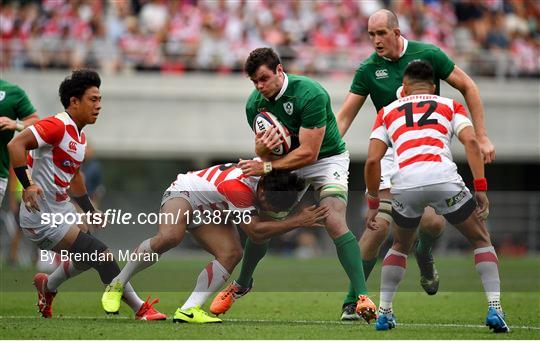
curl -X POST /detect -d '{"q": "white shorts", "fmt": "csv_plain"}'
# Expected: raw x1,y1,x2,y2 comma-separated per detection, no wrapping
380,148,397,191
19,198,76,250
391,182,476,228
0,177,7,205
160,174,244,229
293,151,349,202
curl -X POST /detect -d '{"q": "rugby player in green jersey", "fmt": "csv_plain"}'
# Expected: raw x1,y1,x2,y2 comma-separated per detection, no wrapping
0,79,39,205
336,9,496,320
210,48,377,322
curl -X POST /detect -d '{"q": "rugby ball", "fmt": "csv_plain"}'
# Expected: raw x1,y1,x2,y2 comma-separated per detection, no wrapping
253,112,292,156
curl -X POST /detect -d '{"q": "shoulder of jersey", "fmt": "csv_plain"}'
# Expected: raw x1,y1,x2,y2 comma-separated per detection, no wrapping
407,40,441,52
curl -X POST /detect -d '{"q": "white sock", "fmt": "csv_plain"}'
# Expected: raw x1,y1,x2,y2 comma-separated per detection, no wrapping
474,246,502,313
122,282,145,312
114,239,158,286
181,260,230,310
47,261,87,292
379,249,407,316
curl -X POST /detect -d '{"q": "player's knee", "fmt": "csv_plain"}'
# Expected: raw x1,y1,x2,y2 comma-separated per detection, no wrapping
68,232,117,268
72,260,91,271
216,247,243,270
325,214,348,239
155,229,183,253
419,214,445,237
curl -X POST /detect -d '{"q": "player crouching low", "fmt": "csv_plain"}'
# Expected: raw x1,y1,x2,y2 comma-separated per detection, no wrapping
364,61,509,333
101,164,328,323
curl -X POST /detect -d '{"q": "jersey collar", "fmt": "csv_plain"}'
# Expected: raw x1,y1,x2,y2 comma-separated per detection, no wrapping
273,72,289,101
382,37,408,62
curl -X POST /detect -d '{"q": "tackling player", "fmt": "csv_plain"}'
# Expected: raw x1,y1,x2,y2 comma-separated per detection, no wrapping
210,47,377,322
101,164,328,323
336,9,496,319
365,61,508,333
8,69,165,320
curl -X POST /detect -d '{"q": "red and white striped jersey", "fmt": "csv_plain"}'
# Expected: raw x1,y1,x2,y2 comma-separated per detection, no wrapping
370,95,472,189
27,112,86,205
172,163,259,211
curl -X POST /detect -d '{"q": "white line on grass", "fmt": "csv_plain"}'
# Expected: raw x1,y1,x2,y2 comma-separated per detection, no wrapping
1,316,539,330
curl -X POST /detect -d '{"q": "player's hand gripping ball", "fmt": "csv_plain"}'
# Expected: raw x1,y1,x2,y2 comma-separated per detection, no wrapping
253,112,292,156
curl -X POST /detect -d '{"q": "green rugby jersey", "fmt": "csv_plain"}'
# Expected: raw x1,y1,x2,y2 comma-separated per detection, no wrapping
0,79,36,179
246,73,346,159
350,39,455,111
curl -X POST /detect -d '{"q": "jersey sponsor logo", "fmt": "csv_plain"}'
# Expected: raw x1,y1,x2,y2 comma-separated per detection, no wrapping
375,69,389,79
68,141,77,152
62,159,75,168
446,190,467,207
0,91,5,101
283,102,294,115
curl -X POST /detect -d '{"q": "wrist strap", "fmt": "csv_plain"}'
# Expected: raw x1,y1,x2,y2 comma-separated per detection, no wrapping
16,122,25,132
73,194,95,213
263,162,273,174
366,193,380,209
474,178,488,191
13,166,33,189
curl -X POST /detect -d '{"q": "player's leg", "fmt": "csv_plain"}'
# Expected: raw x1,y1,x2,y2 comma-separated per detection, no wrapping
209,233,267,316
296,152,375,322
342,189,391,320
174,223,242,323
414,206,445,295
320,194,376,322
443,196,509,333
375,206,420,331
102,197,191,314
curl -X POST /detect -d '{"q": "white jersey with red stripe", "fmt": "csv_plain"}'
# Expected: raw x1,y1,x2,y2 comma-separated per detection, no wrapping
165,163,259,212
370,94,472,190
27,112,86,208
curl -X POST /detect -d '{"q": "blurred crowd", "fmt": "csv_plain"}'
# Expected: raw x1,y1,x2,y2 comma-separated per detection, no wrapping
1,0,539,77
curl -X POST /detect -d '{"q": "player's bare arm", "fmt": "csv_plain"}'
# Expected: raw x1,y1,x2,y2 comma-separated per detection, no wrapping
240,205,329,242
239,126,325,176
445,66,495,163
7,129,42,212
364,138,388,230
458,125,489,218
270,125,325,170
336,92,367,137
0,112,39,131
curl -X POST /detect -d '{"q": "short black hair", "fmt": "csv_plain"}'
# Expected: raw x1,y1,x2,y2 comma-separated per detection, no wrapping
259,170,305,212
403,60,434,85
59,69,101,109
245,47,281,77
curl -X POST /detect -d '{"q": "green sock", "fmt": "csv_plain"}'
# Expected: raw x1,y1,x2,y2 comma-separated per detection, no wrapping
416,229,439,256
236,239,268,288
342,258,377,306
362,258,378,280
334,231,368,302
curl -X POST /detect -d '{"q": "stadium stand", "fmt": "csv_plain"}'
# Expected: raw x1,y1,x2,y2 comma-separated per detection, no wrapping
0,0,538,77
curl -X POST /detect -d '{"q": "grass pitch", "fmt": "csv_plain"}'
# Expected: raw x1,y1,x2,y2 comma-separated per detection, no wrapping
1,255,539,339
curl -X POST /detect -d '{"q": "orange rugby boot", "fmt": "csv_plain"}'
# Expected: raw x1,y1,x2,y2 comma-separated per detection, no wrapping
356,295,377,323
209,281,251,315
